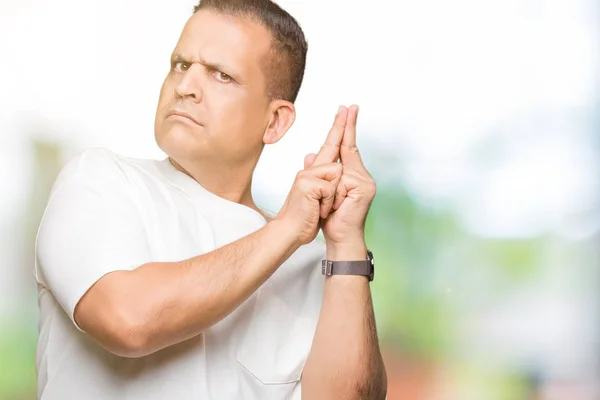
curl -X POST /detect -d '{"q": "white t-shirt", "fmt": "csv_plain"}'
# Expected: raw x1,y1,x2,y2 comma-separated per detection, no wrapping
35,148,326,400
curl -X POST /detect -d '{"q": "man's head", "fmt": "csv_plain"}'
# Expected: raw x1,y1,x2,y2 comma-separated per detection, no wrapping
155,0,308,171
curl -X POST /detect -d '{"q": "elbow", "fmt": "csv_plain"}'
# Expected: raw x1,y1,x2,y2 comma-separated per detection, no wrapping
100,302,159,358
103,321,152,358
74,271,158,358
75,295,154,358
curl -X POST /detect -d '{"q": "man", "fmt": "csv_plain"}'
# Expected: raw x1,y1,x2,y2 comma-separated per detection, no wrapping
35,0,387,399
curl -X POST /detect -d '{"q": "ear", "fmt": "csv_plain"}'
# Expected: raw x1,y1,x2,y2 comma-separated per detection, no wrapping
263,100,296,145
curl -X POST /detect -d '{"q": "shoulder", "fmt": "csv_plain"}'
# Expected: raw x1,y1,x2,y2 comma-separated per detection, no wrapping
56,147,126,184
44,148,145,212
53,147,153,193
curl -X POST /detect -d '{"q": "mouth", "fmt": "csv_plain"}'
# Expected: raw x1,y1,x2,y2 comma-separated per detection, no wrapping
166,110,202,126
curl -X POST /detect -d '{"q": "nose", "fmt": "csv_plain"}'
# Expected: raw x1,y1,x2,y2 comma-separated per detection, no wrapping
174,64,203,103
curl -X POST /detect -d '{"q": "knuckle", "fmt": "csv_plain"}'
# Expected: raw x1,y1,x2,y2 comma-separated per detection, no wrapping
295,174,309,188
366,181,377,196
297,170,311,180
325,183,336,198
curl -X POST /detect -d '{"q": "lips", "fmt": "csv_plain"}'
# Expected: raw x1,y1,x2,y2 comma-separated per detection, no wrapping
166,110,202,126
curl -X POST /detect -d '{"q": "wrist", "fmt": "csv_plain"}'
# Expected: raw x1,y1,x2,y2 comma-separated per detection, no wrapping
326,240,367,261
266,219,302,256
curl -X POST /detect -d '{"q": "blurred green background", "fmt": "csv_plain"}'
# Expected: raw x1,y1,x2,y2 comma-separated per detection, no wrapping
1,0,599,399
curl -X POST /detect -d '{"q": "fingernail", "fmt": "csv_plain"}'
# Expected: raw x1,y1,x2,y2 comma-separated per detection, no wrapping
337,105,343,115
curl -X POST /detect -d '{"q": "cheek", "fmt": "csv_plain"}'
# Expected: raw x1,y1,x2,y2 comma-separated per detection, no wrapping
205,91,241,127
155,80,175,135
212,90,265,127
157,80,172,110
158,72,180,104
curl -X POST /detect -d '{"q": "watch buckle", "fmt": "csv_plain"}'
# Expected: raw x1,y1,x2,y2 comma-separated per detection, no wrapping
321,260,334,276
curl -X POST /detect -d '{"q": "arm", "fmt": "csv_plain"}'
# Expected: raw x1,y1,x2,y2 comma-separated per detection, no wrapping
75,219,298,358
302,241,387,399
73,159,345,359
301,105,387,399
42,115,345,359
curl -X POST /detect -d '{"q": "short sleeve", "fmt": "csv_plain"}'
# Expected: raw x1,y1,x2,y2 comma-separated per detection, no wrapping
35,148,152,328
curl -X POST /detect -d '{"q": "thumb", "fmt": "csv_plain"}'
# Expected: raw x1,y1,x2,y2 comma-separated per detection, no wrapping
303,153,317,170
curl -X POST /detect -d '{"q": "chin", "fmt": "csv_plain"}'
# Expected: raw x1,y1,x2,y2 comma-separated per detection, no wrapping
156,123,211,160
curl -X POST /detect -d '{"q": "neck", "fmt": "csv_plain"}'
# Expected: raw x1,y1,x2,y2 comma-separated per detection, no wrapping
168,156,258,211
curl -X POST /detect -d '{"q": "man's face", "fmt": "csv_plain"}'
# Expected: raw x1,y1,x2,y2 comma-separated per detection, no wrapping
155,10,274,166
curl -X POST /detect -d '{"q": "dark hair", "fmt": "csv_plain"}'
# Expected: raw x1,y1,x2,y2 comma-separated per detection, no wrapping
194,0,308,103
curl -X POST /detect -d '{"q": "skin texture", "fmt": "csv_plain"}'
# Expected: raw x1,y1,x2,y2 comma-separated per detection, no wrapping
301,105,387,399
154,10,295,213
74,9,386,399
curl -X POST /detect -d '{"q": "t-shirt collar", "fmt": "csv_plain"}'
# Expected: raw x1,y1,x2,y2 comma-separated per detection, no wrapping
155,157,272,224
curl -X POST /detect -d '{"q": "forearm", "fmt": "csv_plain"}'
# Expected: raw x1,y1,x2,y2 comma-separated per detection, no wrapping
302,242,387,399
76,219,298,357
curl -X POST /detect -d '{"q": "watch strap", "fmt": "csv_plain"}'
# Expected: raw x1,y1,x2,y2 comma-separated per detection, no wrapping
321,259,373,281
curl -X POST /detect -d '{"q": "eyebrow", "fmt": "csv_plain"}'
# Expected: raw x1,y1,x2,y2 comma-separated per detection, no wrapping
171,53,241,81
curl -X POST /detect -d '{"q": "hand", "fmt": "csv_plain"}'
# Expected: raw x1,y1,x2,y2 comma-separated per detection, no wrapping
275,107,349,246
304,105,376,247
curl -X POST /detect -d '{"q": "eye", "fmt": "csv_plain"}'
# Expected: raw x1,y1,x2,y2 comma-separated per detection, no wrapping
215,71,233,83
173,61,191,72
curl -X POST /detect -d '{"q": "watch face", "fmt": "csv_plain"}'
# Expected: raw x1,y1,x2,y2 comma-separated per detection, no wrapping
367,250,374,281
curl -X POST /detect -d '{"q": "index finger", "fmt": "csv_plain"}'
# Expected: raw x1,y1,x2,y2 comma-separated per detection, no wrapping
341,105,366,169
312,106,348,166
341,105,359,148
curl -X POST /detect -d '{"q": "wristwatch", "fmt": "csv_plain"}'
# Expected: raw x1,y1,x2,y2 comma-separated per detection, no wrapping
321,250,375,282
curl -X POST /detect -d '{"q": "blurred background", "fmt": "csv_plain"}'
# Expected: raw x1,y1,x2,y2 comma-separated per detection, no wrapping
1,0,598,398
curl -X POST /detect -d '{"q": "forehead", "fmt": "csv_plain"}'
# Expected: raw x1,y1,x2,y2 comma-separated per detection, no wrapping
176,10,273,76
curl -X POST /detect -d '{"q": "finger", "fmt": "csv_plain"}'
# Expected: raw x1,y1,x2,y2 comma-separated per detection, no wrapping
312,106,348,166
332,173,365,211
319,182,336,219
302,163,342,217
303,153,317,170
304,162,343,186
342,105,358,147
332,180,348,211
340,105,366,169
295,174,336,219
